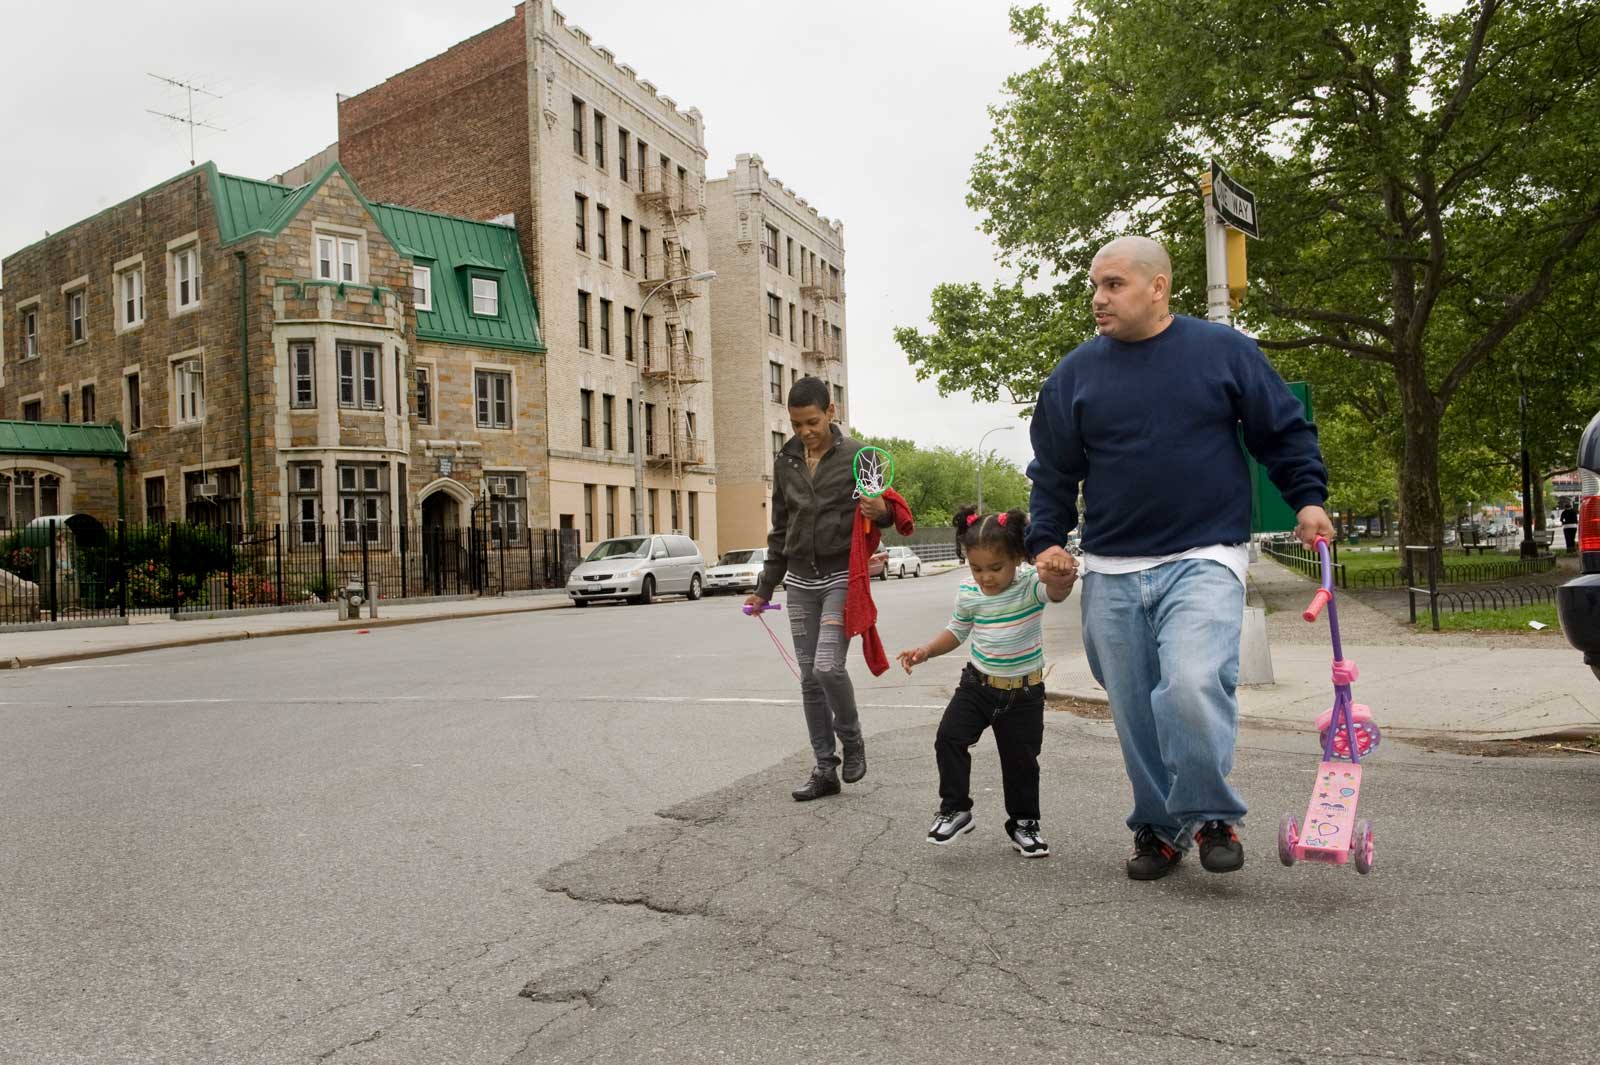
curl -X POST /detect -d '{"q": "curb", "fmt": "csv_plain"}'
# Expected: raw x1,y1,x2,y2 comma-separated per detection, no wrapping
0,599,569,670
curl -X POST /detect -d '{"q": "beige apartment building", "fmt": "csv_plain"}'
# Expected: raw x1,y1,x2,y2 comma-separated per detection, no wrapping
706,153,848,552
336,1,718,558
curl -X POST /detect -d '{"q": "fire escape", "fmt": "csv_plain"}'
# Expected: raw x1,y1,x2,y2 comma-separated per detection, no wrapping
638,166,707,485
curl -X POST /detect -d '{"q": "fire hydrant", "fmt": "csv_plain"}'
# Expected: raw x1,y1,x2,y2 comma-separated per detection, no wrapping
335,577,366,621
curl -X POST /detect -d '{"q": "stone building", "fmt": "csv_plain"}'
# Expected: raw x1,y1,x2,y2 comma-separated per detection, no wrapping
705,154,848,551
336,0,718,557
0,161,548,549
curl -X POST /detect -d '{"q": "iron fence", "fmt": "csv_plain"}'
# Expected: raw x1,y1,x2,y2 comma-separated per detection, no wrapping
0,517,581,627
1262,534,1347,588
1350,553,1557,588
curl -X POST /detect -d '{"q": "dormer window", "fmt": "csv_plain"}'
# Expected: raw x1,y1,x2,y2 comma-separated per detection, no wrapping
472,277,499,317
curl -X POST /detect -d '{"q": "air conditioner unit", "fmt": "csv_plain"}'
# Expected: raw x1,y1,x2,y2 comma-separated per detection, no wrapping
193,481,218,499
180,360,202,375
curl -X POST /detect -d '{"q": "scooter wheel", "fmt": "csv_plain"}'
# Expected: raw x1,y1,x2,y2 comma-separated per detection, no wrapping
1278,813,1299,867
1353,819,1374,875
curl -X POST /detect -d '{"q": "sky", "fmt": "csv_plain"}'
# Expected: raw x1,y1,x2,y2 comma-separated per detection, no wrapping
0,0,1065,470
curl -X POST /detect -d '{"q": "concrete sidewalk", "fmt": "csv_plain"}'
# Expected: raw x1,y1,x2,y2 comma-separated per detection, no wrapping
1049,557,1600,740
0,593,569,669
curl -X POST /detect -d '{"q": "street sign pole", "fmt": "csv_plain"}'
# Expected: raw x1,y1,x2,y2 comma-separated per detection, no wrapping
1200,170,1232,325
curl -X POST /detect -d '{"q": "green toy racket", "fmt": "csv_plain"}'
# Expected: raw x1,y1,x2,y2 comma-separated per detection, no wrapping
852,446,894,499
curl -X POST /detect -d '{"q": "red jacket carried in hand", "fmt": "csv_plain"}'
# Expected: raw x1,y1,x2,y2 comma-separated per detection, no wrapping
846,489,914,675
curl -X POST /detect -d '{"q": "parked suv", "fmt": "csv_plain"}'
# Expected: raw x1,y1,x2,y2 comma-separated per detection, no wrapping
1556,409,1600,681
566,534,705,606
884,545,924,579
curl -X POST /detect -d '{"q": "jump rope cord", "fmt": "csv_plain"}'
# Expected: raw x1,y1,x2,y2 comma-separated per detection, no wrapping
757,612,803,680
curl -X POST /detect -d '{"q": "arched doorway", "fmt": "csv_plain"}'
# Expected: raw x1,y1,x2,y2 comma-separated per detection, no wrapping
419,484,468,594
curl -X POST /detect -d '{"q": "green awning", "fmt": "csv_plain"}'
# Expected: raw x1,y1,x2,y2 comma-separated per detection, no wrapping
0,420,128,458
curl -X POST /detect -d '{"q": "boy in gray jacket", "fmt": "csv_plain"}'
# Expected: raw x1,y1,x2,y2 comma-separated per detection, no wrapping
746,377,891,801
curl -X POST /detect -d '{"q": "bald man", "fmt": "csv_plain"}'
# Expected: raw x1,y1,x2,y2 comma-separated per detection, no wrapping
1027,236,1333,881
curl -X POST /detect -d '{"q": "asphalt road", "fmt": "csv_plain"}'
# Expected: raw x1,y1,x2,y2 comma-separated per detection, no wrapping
1,570,982,1064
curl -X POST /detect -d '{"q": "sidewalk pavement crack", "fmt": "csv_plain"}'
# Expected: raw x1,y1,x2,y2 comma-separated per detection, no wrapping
540,882,707,918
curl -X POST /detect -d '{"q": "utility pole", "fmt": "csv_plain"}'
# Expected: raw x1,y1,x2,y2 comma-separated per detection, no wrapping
1517,364,1539,559
146,73,225,166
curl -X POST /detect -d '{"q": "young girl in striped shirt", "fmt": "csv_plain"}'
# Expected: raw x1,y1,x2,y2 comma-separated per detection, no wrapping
897,507,1077,856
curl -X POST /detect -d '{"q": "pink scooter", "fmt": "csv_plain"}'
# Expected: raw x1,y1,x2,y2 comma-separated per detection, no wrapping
1279,536,1379,874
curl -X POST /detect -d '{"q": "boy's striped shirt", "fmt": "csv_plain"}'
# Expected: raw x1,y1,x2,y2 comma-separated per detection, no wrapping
947,565,1050,677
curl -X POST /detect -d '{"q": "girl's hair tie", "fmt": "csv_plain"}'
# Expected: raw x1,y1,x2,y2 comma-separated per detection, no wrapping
996,513,1008,526
966,514,980,528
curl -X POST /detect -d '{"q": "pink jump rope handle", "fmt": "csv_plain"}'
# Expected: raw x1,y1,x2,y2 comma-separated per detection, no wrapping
742,603,782,615
1302,535,1333,622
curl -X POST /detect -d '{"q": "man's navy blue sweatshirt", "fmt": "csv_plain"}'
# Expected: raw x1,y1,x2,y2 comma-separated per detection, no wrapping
1024,315,1328,559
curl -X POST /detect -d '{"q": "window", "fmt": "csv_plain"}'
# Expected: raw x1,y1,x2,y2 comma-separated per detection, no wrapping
314,236,360,282
630,487,639,534
644,402,656,455
144,476,166,525
81,384,96,422
618,129,631,181
800,246,809,283
772,431,785,455
786,237,795,276
601,393,615,450
185,468,241,528
598,298,612,354
292,464,321,545
685,329,694,355
606,485,618,539
639,226,651,277
689,492,699,540
487,471,526,545
337,345,381,410
126,373,142,432
637,140,648,187
572,97,586,156
595,205,609,261
414,366,433,424
119,266,145,329
472,277,499,317
583,484,595,541
626,397,635,452
834,384,844,407
21,400,41,422
0,469,58,528
339,238,359,282
763,224,780,268
767,294,782,335
769,362,783,404
593,112,607,169
833,324,844,357
789,302,796,341
686,410,697,446
291,343,316,408
624,307,636,361
412,265,432,311
641,313,653,363
60,392,71,421
577,290,591,349
579,388,593,447
621,217,633,271
802,309,811,347
830,265,841,297
67,289,86,343
173,245,201,309
317,235,335,280
574,193,588,250
174,358,205,424
647,487,659,534
671,490,681,531
337,462,388,545
475,370,512,429
22,308,38,359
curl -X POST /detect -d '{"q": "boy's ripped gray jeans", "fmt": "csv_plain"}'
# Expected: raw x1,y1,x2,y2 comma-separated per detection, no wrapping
786,582,862,771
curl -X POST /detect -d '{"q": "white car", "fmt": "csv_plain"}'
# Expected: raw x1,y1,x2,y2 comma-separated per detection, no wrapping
705,548,768,595
566,534,705,606
885,545,923,579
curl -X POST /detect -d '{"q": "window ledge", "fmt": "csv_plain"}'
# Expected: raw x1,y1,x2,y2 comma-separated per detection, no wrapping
170,302,203,318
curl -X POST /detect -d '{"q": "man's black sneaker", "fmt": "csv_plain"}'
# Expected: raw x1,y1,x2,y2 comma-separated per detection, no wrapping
841,742,867,784
1126,825,1182,880
791,768,841,802
1006,818,1050,858
927,809,975,845
1195,820,1245,873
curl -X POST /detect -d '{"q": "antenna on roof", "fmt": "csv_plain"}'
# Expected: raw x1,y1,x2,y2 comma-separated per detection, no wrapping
146,73,226,166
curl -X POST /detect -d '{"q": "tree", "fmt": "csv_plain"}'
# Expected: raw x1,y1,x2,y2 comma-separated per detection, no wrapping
895,0,1600,551
852,433,1031,529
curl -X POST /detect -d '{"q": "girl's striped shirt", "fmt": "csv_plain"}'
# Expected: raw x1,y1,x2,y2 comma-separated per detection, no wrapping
946,565,1049,677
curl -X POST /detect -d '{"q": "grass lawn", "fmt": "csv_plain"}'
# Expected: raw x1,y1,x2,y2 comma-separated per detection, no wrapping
1415,602,1561,632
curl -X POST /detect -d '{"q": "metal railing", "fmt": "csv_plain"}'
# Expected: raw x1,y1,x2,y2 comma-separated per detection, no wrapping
1262,534,1346,588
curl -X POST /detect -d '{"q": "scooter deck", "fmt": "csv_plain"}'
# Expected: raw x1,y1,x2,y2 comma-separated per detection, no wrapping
1299,761,1363,864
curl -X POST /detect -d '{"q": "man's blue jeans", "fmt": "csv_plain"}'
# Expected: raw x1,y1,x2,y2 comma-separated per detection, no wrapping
1081,559,1247,850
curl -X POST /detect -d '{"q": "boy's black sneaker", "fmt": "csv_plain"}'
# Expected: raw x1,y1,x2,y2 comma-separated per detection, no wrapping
1195,820,1245,873
927,809,975,845
791,768,841,802
1006,818,1050,858
1126,825,1182,880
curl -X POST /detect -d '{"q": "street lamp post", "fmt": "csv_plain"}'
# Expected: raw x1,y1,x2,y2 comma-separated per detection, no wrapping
632,270,717,536
975,425,1014,515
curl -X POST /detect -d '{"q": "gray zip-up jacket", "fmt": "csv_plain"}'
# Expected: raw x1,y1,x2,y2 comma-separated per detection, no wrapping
755,424,889,600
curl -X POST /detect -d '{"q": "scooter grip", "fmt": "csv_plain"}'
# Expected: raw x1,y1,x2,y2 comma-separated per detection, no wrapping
1303,589,1331,623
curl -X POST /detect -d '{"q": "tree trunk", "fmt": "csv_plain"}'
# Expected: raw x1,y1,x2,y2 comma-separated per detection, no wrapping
1395,358,1445,579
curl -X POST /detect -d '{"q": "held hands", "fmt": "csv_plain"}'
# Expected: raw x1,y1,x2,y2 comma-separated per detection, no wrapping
859,495,888,522
897,645,930,674
1034,545,1079,594
1295,505,1336,551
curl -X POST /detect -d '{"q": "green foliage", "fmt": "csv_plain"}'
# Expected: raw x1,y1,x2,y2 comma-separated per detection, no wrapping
853,432,1032,529
898,0,1600,547
1420,603,1559,632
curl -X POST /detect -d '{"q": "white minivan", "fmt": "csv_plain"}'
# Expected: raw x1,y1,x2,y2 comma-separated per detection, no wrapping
566,534,706,606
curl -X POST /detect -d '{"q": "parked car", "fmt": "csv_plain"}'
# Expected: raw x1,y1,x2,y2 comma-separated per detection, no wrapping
1556,409,1600,682
884,545,923,579
870,546,890,581
566,534,705,606
705,548,767,595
